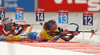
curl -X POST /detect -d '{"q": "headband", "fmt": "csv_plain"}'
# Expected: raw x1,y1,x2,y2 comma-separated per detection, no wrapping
48,19,56,26
4,19,12,24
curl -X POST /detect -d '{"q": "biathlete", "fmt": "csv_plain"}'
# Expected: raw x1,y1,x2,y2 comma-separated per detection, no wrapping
27,19,80,42
0,18,28,41
1,18,24,36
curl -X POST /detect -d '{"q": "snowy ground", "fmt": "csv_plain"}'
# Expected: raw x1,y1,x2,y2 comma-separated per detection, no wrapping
71,32,100,45
0,28,99,55
0,42,95,55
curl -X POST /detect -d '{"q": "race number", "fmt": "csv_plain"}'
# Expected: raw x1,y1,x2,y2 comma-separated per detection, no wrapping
58,10,68,24
83,12,93,25
15,12,24,20
36,9,44,21
0,7,5,20
15,7,24,20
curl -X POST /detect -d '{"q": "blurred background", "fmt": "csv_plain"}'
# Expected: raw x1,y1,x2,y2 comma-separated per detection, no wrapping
0,0,100,36
0,0,100,46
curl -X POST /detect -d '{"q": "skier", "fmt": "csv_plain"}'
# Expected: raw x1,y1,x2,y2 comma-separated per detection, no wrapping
28,19,80,42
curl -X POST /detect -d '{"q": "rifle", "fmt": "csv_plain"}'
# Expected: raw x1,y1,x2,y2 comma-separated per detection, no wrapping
58,23,95,36
11,21,31,35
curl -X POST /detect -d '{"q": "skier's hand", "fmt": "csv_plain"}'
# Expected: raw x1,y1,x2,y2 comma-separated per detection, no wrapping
61,29,68,35
73,31,80,36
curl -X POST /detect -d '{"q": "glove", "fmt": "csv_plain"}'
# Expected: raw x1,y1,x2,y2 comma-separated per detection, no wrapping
61,29,68,35
73,31,80,36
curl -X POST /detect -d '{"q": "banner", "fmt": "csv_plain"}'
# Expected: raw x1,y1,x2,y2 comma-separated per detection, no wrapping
0,0,34,12
39,0,100,12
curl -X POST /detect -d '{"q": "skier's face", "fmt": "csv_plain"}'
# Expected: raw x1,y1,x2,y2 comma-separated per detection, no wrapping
50,23,57,31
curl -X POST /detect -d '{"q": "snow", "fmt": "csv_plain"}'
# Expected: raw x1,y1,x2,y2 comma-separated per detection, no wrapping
70,32,100,45
0,42,95,55
0,29,99,55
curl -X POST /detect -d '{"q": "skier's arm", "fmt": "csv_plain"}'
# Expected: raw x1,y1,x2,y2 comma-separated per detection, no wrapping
0,25,10,36
40,30,62,42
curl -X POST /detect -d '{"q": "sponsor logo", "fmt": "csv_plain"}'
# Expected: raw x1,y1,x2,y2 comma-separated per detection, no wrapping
54,0,100,11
